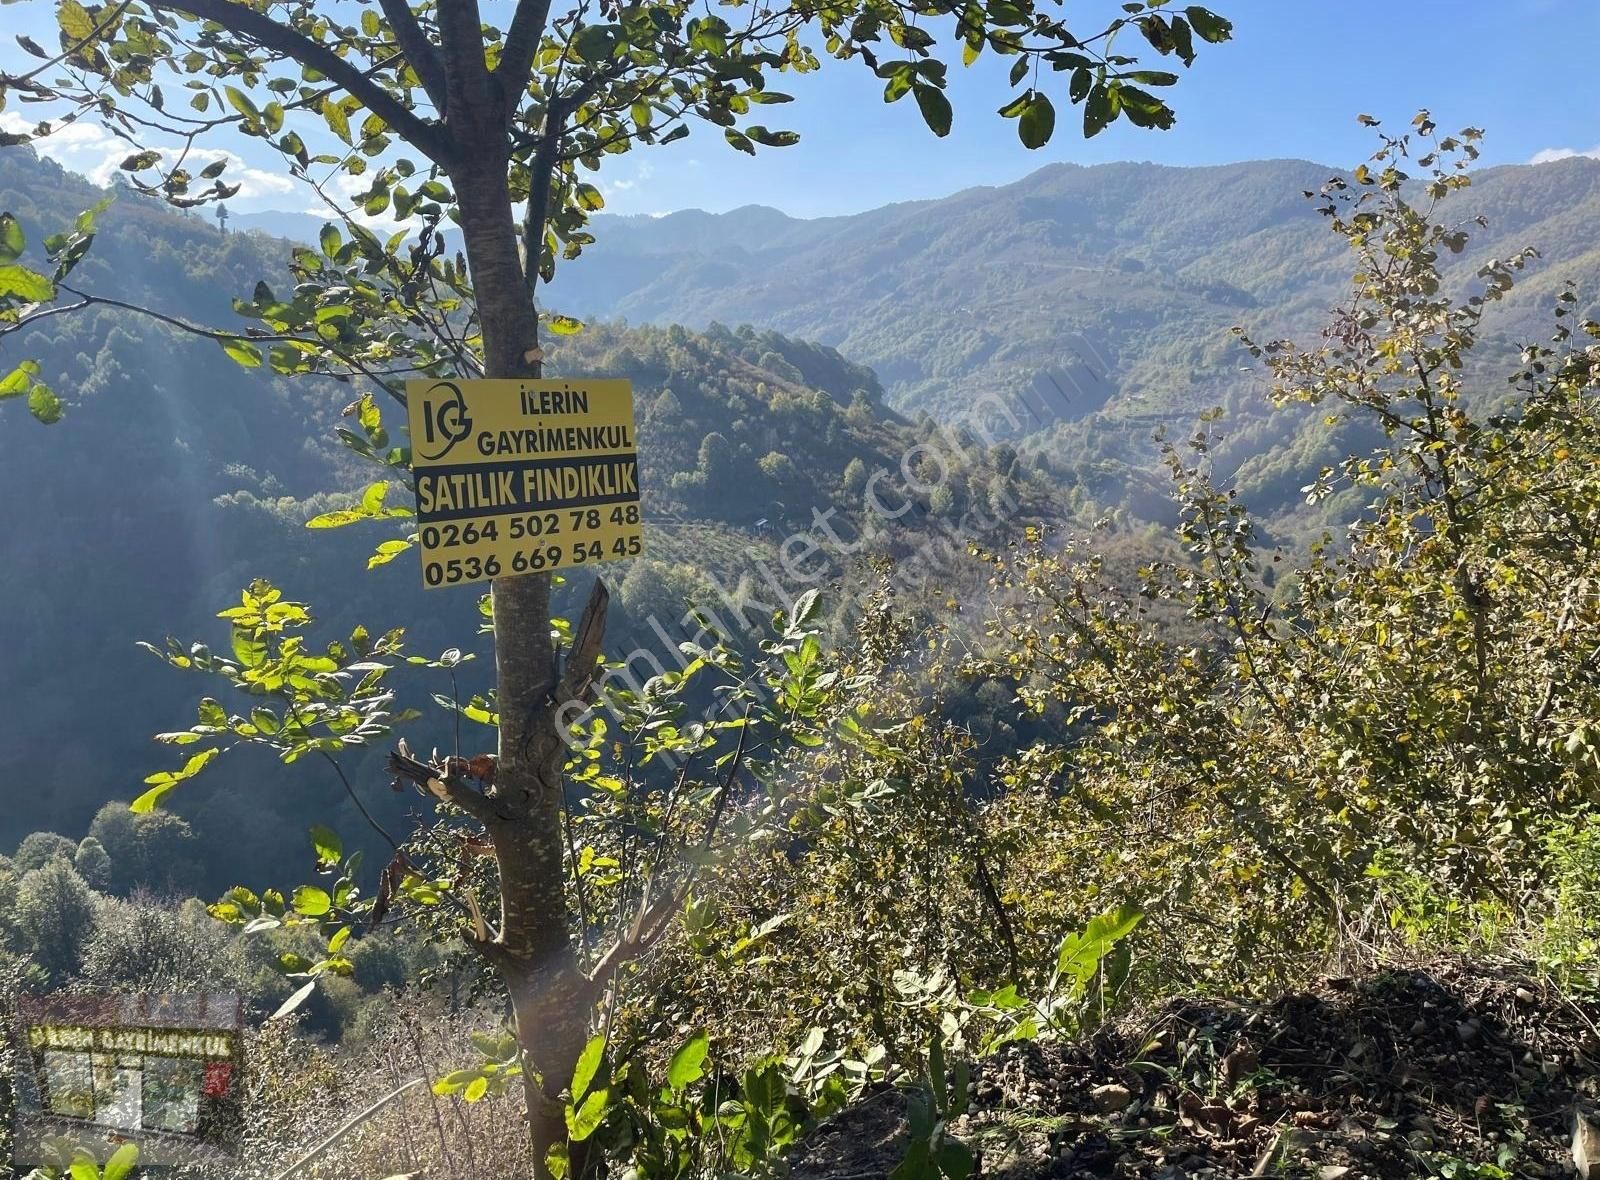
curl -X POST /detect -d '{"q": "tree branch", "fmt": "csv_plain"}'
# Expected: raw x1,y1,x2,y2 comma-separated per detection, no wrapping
25,282,412,406
142,0,451,163
498,0,556,103
376,0,450,116
388,748,508,824
434,0,500,131
582,714,748,994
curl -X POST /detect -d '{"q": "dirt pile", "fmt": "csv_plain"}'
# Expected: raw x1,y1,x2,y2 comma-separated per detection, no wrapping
789,961,1600,1179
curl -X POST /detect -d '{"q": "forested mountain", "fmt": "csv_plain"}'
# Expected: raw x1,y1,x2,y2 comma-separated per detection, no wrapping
550,156,1600,422
224,155,1600,538
0,147,1049,889
9,141,1600,883
549,157,1600,539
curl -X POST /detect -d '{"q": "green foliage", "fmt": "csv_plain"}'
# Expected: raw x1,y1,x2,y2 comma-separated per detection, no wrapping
535,1030,836,1180
136,578,413,808
893,1031,974,1180
1532,818,1600,984
86,803,199,896
79,895,256,996
71,836,111,890
0,0,1230,416
13,830,76,871
756,449,800,485
13,859,95,982
970,118,1600,987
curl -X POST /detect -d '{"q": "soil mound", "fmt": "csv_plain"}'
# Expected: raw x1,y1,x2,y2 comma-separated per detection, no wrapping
790,961,1600,1179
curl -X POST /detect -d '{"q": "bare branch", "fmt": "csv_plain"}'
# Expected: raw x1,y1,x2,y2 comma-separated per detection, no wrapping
388,749,507,823
582,714,749,993
15,282,413,405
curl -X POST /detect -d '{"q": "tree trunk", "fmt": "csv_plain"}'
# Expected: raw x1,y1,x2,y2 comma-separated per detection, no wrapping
449,137,594,1179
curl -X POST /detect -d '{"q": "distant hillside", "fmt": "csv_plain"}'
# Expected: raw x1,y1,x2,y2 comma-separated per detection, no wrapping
547,157,1600,423
7,142,1597,881
0,147,1047,886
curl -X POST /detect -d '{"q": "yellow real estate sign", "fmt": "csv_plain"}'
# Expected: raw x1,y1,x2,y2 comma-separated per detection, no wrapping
405,377,642,588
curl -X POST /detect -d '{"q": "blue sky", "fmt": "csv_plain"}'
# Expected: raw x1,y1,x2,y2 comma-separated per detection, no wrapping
2,0,1595,218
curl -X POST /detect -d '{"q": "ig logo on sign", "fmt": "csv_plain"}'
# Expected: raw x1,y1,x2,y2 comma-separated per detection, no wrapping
416,380,473,461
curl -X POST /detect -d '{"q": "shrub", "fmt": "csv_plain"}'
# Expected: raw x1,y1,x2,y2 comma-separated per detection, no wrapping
13,831,76,871
14,860,96,981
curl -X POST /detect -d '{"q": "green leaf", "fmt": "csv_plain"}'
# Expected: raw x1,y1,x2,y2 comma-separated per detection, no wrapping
224,85,259,120
306,508,367,529
938,1138,975,1180
791,589,822,627
292,885,332,916
1185,6,1232,43
309,824,342,866
28,382,63,424
320,223,342,257
68,1159,98,1180
746,125,800,148
0,213,22,263
220,337,263,368
0,360,37,397
464,1075,489,1103
1082,83,1112,138
1116,85,1173,130
665,1030,710,1091
546,314,584,336
74,194,112,235
572,25,616,62
1018,91,1055,149
103,1143,139,1180
574,183,605,212
0,263,54,301
565,1088,609,1140
324,100,352,144
1170,15,1196,64
369,538,414,568
57,0,95,41
232,626,267,668
1057,904,1143,986
998,91,1030,119
131,747,220,813
914,84,953,138
572,1033,606,1101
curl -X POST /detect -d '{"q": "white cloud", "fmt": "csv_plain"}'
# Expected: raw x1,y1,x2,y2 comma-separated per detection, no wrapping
0,112,293,198
608,162,654,194
1530,145,1600,165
